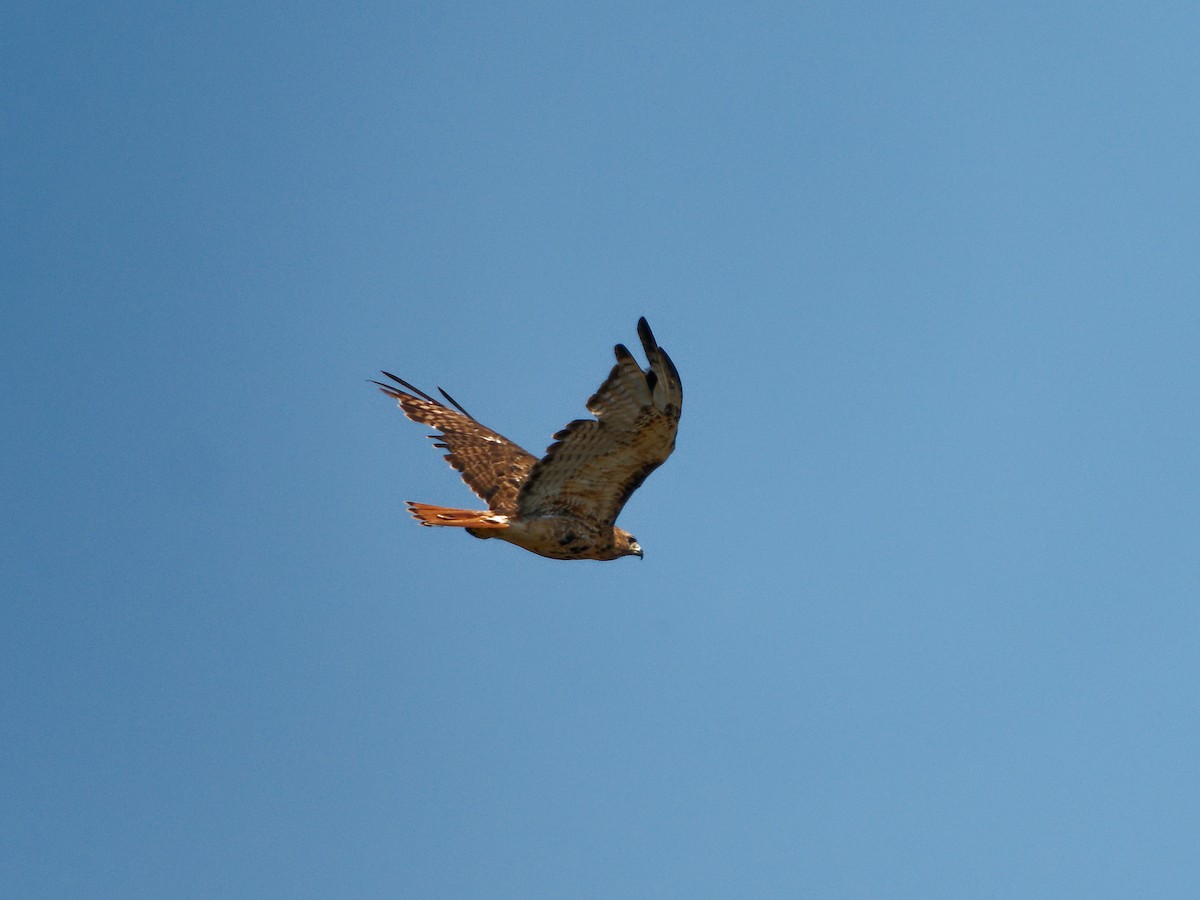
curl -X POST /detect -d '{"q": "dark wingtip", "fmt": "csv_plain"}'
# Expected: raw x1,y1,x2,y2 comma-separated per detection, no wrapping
659,346,682,387
436,386,472,418
637,317,655,350
613,342,635,362
377,372,445,406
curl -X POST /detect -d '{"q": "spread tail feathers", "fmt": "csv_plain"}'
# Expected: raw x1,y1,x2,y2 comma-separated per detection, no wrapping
406,502,510,529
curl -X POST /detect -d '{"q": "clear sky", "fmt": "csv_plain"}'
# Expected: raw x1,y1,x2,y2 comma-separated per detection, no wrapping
4,2,1198,897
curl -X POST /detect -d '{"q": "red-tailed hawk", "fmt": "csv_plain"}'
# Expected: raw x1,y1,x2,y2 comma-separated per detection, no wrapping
375,318,682,560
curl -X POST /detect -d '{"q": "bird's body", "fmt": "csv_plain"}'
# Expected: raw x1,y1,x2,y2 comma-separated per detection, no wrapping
375,318,682,561
406,503,636,561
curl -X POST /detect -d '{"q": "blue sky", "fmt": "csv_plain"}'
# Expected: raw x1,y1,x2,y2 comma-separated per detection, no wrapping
4,2,1198,896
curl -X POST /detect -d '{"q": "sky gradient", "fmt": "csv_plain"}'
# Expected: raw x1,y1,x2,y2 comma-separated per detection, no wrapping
4,3,1199,897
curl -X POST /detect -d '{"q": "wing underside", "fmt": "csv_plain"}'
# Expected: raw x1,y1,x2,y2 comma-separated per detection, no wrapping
374,373,537,515
516,317,683,525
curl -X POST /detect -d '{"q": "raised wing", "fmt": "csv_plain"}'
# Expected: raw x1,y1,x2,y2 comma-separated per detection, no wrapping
374,373,538,515
517,317,682,525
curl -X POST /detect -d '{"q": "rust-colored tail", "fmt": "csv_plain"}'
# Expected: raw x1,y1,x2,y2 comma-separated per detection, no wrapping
406,502,509,529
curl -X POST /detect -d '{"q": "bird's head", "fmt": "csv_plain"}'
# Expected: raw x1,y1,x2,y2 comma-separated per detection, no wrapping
614,529,643,559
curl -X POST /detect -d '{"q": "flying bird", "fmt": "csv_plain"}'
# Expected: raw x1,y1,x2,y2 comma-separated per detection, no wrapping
375,317,682,560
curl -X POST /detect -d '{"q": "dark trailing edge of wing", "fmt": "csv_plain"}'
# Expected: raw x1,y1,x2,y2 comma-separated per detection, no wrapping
615,460,663,512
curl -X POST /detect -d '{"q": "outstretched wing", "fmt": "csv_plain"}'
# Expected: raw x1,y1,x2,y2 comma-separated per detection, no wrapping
374,373,538,515
517,317,682,525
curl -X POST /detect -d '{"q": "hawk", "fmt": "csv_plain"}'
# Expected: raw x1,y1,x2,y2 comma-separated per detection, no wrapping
375,317,682,560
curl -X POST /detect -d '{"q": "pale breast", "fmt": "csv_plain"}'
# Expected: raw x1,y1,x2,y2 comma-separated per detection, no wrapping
500,515,617,560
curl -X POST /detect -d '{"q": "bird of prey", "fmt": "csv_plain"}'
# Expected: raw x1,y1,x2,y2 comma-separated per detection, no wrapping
374,317,682,560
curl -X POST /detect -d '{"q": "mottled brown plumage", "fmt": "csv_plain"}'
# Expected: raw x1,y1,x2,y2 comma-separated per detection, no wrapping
375,317,682,560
